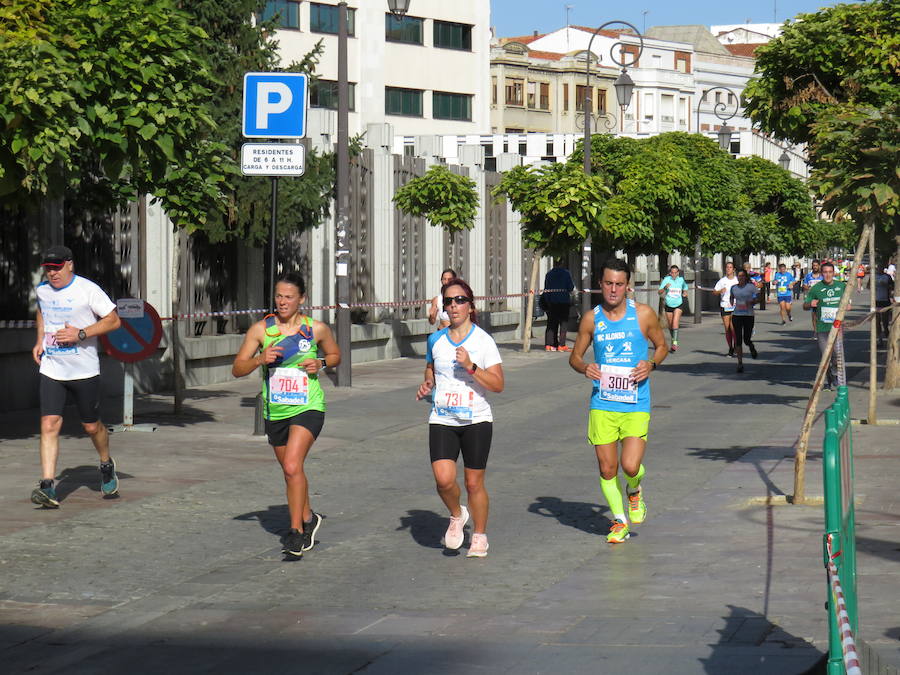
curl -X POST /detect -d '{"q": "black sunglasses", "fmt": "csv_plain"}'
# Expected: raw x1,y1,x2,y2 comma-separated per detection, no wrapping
442,295,472,307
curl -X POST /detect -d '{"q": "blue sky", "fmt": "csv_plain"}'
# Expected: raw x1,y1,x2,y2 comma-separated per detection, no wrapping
490,0,846,37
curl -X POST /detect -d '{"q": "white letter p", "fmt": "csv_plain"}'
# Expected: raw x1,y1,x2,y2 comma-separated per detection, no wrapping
256,82,293,130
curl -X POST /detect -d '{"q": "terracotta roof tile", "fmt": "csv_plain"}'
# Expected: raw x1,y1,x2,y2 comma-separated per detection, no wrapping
499,34,544,45
527,50,564,61
570,26,633,39
724,43,762,57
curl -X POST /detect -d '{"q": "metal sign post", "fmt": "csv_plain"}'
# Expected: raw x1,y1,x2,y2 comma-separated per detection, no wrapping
101,299,163,433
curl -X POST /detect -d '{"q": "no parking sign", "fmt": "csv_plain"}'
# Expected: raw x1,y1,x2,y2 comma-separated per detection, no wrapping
101,299,163,363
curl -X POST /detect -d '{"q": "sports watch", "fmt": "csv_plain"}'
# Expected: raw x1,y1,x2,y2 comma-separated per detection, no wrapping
78,329,87,341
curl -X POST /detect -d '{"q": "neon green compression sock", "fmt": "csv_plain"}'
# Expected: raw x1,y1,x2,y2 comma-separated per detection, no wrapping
625,464,646,492
600,476,626,521
669,327,674,339
672,329,679,343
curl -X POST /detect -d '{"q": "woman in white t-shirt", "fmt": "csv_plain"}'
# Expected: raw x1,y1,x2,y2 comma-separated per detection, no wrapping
713,261,739,357
416,278,504,558
427,269,456,329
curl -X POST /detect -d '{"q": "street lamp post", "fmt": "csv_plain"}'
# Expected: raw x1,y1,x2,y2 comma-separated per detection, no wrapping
580,22,643,315
692,86,740,323
335,0,411,386
778,150,791,171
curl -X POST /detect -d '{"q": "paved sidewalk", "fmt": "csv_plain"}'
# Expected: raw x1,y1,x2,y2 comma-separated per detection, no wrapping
1,305,898,674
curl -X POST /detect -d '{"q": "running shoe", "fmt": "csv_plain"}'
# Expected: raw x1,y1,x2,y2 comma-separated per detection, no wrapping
727,348,735,358
99,458,118,496
30,480,59,508
544,346,557,352
283,529,304,558
670,343,678,352
789,316,793,322
466,533,489,558
781,320,786,325
442,505,469,549
557,345,570,352
749,344,758,359
627,491,647,524
301,512,322,552
607,520,630,544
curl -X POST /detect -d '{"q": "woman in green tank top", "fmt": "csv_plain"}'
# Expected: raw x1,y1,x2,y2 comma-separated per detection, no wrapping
232,273,340,559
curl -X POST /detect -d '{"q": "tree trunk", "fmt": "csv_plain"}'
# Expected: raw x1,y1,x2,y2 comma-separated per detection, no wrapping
885,225,900,389
522,249,542,353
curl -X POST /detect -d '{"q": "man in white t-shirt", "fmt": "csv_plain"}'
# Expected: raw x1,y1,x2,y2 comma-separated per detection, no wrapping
713,262,739,357
30,246,121,508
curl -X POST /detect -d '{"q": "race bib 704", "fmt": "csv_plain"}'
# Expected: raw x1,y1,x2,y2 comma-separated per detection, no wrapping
269,368,308,405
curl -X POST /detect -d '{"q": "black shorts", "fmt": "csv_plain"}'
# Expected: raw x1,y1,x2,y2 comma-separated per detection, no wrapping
40,374,101,422
265,410,325,447
429,422,493,470
720,308,734,318
732,315,755,343
664,303,683,313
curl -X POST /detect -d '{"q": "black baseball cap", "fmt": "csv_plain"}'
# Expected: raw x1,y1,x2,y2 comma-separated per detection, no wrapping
41,245,73,267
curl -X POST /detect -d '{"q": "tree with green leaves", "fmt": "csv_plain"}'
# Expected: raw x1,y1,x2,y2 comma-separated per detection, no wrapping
492,161,610,350
181,0,335,243
393,164,479,240
0,0,231,230
744,0,900,387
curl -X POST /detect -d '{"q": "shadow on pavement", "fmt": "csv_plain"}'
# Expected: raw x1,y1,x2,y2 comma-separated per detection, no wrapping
699,604,825,674
54,464,134,501
233,504,291,537
527,496,610,537
705,394,808,406
396,509,446,549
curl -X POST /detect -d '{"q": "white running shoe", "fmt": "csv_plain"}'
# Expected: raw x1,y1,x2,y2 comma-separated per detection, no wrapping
467,533,489,558
442,505,469,549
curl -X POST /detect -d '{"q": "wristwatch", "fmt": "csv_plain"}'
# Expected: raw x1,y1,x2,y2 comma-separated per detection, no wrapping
467,364,478,375
649,359,657,370
78,329,87,341
319,358,328,370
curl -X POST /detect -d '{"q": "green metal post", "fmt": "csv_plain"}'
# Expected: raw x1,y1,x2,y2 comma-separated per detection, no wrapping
822,386,858,674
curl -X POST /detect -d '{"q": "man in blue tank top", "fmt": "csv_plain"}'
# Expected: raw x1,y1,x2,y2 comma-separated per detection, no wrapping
569,258,668,544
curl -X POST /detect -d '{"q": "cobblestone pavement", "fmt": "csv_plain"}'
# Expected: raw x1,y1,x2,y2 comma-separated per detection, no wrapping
1,304,897,674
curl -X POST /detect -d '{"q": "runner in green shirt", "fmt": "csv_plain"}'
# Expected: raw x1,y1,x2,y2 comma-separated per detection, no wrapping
803,262,848,390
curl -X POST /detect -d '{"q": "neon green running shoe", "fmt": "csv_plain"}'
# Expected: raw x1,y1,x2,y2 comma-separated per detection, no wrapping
628,491,647,524
607,520,630,544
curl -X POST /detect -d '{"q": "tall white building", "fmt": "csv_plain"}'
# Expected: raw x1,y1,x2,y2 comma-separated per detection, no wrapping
264,0,491,137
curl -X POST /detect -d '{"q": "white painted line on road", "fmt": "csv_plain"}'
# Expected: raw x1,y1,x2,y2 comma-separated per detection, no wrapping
353,614,390,634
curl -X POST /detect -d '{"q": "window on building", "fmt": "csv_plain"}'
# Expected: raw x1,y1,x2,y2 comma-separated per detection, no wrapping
643,92,654,120
660,94,674,123
505,78,523,106
727,93,735,105
539,83,550,110
433,91,472,121
526,82,536,108
260,0,301,29
434,20,472,51
310,2,355,36
675,51,691,73
679,97,688,126
310,79,356,111
575,85,589,112
491,77,497,105
714,91,722,104
619,44,640,67
596,89,607,113
385,87,423,117
385,14,423,44
563,83,569,112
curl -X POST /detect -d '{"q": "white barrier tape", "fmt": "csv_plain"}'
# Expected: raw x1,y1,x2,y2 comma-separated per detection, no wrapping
825,534,862,675
2,296,895,328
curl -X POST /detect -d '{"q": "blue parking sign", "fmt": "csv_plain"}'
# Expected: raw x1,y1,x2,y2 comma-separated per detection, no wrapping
243,72,308,139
